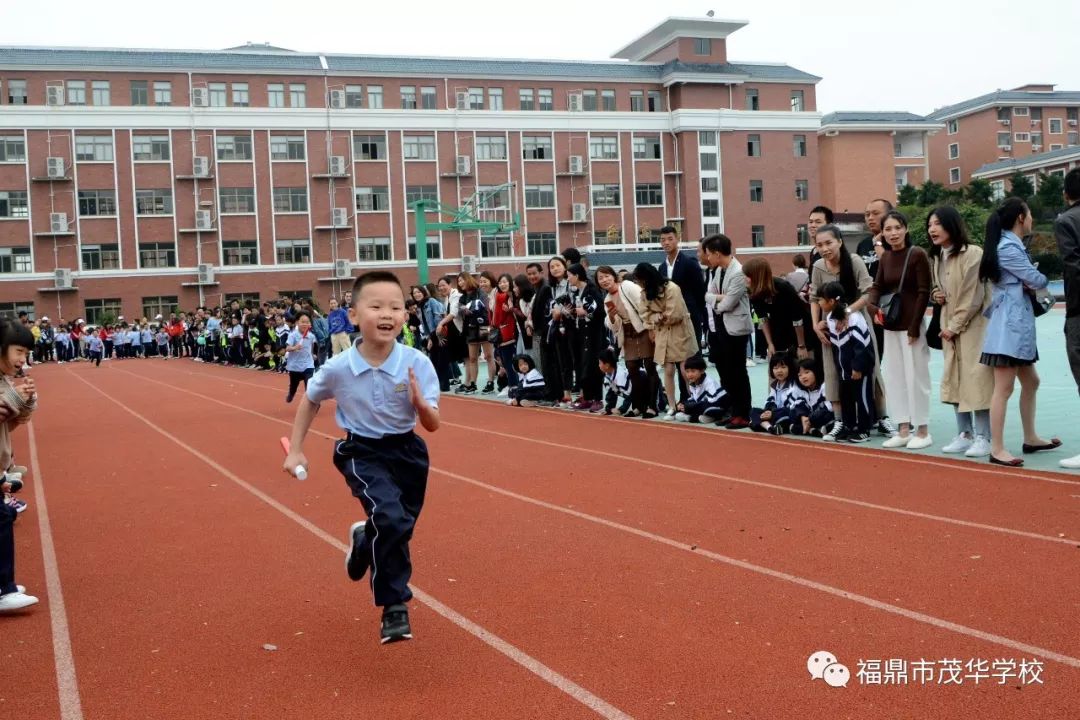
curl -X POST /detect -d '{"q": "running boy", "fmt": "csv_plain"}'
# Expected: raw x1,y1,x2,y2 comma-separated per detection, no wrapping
283,271,440,644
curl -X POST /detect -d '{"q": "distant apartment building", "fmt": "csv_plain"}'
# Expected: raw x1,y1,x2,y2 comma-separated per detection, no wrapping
0,16,822,322
817,112,943,213
971,145,1080,198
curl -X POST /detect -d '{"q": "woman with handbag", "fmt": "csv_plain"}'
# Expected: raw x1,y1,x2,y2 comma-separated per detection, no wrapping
597,265,660,418
978,198,1060,466
868,211,933,449
492,274,520,394
927,207,993,457
634,262,699,419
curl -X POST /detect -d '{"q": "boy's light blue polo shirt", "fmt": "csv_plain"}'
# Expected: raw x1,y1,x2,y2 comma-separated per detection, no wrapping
305,340,439,439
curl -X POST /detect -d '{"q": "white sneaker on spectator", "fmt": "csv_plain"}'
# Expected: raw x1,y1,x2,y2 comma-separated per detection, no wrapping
498,388,509,398
965,436,991,457
942,434,973,454
0,592,38,612
673,412,692,422
745,358,756,368
882,434,910,448
906,434,933,450
1059,453,1080,469
664,409,677,420
519,400,536,408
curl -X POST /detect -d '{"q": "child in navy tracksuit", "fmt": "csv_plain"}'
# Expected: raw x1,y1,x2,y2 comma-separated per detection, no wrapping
789,358,834,437
597,348,643,416
675,355,729,424
507,354,546,406
750,353,798,434
818,281,876,443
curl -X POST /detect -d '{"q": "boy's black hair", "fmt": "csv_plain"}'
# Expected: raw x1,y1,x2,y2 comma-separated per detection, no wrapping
512,353,536,372
796,357,818,373
561,247,582,265
597,348,617,366
0,318,35,353
683,355,707,372
350,271,403,304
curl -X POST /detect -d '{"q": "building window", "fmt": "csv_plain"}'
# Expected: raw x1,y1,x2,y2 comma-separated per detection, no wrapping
130,80,149,106
790,90,805,112
270,135,306,161
1050,118,1063,134
66,80,87,105
142,296,179,319
582,90,597,112
400,86,417,109
132,135,170,161
223,292,261,306
78,190,117,216
276,239,311,264
268,83,285,108
795,179,808,201
0,247,31,274
91,81,110,106
750,180,764,203
0,191,29,218
139,242,177,268
404,185,438,210
84,298,122,325
1069,131,1079,146
420,86,437,109
522,135,552,160
699,131,717,146
0,136,26,162
797,224,809,246
476,135,507,160
633,135,661,159
793,134,807,157
232,83,249,107
289,83,306,108
751,226,765,247
745,88,759,111
701,177,718,193
538,89,553,111
635,183,663,206
489,88,503,111
135,189,173,215
153,81,172,106
217,134,253,161
353,133,386,160
1013,106,1029,116
948,143,959,160
1014,132,1031,143
1050,144,1064,151
524,185,555,209
527,232,557,257
601,90,616,112
345,85,363,108
702,199,719,217
747,134,761,157
647,91,662,112
997,132,1011,148
519,89,534,111
402,134,436,160
468,87,484,110
700,152,717,171
222,241,258,266
273,187,309,213
591,184,620,207
81,244,120,270
694,38,712,55
355,187,390,212
1032,132,1043,148
990,180,1006,201
208,83,227,107
7,80,27,105
219,187,256,214
407,238,441,260
480,233,513,258
949,167,961,184
947,119,958,135
589,136,618,160
630,91,644,112
357,237,391,262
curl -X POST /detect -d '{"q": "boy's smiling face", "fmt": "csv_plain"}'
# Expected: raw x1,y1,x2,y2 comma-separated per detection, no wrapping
348,281,406,345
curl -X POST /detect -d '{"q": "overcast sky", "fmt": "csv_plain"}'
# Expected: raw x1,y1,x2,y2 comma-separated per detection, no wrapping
5,0,1078,115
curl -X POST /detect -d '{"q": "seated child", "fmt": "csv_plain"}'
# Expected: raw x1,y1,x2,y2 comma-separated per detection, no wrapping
789,358,835,437
507,354,545,407
597,348,642,417
675,355,729,424
750,353,798,434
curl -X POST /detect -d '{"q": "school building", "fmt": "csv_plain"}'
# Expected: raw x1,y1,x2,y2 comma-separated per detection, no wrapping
0,16,826,322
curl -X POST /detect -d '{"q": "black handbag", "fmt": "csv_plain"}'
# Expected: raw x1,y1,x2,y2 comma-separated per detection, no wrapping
926,256,943,350
1028,288,1054,317
879,247,913,328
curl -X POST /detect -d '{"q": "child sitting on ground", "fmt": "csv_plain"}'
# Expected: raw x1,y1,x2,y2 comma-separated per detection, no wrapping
789,358,835,437
507,355,545,407
675,355,729,424
750,353,798,434
598,348,641,417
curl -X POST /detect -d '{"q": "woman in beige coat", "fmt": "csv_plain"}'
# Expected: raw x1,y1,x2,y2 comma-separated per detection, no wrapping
633,262,698,416
928,207,993,457
597,265,660,417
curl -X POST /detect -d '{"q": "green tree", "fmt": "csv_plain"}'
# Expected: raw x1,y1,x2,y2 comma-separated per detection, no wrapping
897,184,919,206
965,178,996,208
1035,172,1066,218
917,180,946,206
1007,172,1034,200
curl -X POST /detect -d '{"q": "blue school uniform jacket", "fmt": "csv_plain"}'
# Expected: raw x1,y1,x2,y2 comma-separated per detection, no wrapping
826,311,875,381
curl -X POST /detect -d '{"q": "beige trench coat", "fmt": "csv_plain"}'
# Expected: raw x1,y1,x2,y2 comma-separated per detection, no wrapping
933,245,993,411
638,281,699,364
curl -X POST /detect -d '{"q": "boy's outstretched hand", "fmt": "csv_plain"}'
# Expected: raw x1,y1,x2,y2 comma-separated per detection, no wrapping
408,367,441,432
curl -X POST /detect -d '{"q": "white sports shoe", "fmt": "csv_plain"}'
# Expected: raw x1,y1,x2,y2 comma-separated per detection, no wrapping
1059,453,1080,469
905,434,933,450
965,436,991,458
942,434,973,454
673,412,692,423
0,591,38,612
883,434,911,448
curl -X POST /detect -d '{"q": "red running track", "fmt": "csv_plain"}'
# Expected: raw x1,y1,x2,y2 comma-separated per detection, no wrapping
8,358,1080,719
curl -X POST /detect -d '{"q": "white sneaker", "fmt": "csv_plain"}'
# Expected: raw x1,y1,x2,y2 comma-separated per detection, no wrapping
673,412,692,422
497,388,509,398
519,400,536,408
883,434,910,448
965,436,991,458
0,591,38,612
664,409,677,420
906,434,933,450
1059,453,1080,469
745,358,756,368
942,434,973,454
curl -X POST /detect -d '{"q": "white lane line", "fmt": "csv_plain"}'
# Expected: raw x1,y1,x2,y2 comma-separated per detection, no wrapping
69,371,633,720
28,423,85,720
99,365,1080,671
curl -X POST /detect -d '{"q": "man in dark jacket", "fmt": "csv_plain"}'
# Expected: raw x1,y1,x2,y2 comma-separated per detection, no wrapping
657,225,706,345
1055,168,1080,469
